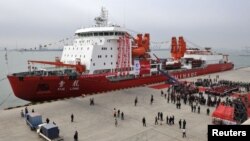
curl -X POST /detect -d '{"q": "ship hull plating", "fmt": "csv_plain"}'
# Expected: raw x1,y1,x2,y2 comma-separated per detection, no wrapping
7,63,233,101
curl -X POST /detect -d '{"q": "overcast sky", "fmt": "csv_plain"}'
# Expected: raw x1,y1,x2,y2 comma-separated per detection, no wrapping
0,0,249,50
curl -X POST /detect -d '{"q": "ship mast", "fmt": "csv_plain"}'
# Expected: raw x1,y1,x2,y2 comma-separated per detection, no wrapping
94,7,108,27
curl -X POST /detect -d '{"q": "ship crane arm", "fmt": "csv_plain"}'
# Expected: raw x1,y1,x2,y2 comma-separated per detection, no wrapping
28,60,85,73
153,53,161,63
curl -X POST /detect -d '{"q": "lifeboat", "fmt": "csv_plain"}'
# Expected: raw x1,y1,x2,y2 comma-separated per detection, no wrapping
132,34,150,57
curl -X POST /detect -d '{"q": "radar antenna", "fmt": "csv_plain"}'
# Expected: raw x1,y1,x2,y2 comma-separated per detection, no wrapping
95,7,108,27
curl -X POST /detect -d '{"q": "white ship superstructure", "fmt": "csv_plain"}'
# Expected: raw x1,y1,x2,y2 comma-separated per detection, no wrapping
61,7,132,74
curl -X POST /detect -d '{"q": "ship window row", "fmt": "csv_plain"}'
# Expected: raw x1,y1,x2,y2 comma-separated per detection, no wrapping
92,62,131,67
65,46,90,50
102,47,112,50
64,54,86,58
78,40,91,43
76,32,125,37
97,55,113,58
92,62,115,66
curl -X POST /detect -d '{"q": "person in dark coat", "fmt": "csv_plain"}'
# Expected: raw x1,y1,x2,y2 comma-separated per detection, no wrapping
117,110,120,118
74,131,78,141
179,119,182,129
198,106,200,114
121,112,124,120
25,107,28,114
183,119,186,129
142,117,146,127
46,118,50,124
71,114,74,122
134,96,138,106
207,108,210,115
155,116,158,125
150,95,154,105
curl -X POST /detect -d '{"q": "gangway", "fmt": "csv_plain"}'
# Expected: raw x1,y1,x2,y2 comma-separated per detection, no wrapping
158,69,179,85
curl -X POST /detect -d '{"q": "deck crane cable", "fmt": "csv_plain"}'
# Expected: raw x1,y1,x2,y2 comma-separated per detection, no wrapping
36,36,74,49
0,93,12,106
151,41,169,44
185,38,202,49
125,28,141,34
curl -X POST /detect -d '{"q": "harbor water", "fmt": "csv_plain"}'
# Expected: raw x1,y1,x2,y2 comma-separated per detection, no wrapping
0,50,249,109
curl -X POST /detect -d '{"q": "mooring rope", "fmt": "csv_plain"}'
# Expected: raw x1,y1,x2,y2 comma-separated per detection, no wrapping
0,77,7,82
0,93,11,106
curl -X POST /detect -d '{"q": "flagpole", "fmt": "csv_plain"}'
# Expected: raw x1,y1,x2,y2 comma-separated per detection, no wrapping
4,48,9,75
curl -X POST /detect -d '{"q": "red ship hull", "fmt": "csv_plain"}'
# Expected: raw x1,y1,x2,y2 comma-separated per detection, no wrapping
7,63,233,101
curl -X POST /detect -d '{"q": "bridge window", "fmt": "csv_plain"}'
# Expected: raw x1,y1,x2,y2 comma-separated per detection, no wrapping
99,32,104,36
104,32,109,36
94,32,98,36
110,32,114,36
88,32,93,36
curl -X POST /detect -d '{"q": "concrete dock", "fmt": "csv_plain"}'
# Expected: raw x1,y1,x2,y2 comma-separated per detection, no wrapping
0,67,249,141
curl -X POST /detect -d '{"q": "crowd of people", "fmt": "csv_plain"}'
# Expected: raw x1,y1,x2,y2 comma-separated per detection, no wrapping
22,76,249,140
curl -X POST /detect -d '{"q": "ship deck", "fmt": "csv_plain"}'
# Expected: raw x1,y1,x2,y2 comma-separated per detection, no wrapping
0,67,250,141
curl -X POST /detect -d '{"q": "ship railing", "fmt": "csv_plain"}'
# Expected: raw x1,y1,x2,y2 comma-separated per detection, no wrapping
80,72,117,78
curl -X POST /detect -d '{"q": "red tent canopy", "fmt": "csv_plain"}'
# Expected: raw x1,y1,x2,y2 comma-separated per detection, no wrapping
212,104,235,121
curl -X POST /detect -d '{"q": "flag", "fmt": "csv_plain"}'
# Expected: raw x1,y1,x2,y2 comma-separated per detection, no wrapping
5,52,8,64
